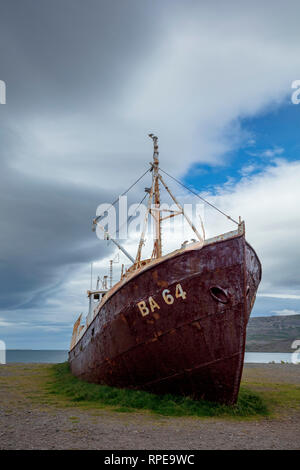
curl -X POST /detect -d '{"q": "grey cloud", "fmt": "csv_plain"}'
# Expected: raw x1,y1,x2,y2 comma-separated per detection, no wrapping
0,1,300,348
0,156,116,308
0,0,165,112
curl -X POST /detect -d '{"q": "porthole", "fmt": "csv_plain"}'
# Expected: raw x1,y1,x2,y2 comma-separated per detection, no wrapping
209,286,229,304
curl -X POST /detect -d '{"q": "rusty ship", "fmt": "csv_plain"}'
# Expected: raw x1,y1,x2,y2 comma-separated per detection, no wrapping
69,134,261,405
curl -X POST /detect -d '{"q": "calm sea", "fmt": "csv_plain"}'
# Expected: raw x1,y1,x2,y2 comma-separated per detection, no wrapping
3,350,295,364
6,350,68,363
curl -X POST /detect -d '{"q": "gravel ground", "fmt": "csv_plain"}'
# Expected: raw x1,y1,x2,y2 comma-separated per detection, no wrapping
0,363,299,450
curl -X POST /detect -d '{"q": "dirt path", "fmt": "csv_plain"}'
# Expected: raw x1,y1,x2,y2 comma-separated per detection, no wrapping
0,363,299,450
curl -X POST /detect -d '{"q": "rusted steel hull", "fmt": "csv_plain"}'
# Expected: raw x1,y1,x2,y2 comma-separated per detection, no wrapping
69,233,261,405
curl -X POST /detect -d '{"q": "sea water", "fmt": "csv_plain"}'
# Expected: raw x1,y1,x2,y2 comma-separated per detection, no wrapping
4,350,295,364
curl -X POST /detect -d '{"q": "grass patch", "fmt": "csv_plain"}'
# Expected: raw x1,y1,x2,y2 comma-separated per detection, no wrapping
47,362,269,418
243,382,300,414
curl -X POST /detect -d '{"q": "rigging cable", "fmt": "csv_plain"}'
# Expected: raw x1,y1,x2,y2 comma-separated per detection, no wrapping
93,167,151,224
159,167,239,225
115,192,148,237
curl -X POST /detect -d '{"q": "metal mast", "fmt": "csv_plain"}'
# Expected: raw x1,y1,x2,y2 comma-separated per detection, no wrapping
135,134,162,263
134,133,204,265
149,134,162,259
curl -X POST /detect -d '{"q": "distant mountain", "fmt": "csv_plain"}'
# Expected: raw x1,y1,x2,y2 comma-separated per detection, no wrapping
245,315,300,352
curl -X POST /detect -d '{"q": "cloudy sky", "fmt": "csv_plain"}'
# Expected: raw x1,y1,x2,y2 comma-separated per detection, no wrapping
0,0,300,349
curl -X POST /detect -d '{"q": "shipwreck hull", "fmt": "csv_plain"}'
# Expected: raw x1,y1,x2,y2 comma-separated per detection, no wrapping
69,232,261,404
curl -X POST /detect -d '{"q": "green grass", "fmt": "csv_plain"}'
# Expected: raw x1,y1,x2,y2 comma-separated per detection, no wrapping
47,362,269,418
243,381,300,413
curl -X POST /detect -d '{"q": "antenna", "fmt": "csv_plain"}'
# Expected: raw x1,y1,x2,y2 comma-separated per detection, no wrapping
90,262,93,290
109,254,120,289
109,260,113,289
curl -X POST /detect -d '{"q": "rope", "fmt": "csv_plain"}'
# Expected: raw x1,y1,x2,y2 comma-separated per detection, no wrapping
159,167,239,225
94,167,150,224
115,193,148,236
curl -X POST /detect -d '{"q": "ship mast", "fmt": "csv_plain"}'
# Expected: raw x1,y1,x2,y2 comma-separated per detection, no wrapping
135,133,204,265
150,134,162,259
135,134,162,263
91,134,242,289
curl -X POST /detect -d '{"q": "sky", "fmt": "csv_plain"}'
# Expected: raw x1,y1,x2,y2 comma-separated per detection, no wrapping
0,0,300,349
